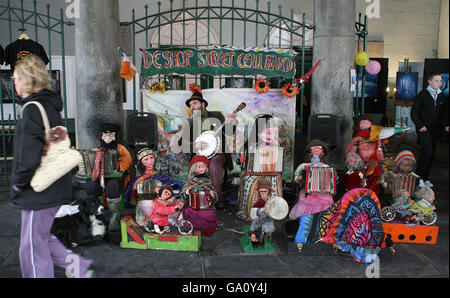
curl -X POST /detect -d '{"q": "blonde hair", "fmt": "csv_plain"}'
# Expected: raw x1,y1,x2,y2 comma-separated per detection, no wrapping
14,56,52,95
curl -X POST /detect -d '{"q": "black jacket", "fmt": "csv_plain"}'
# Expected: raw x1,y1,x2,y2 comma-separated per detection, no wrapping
410,89,449,132
10,89,72,210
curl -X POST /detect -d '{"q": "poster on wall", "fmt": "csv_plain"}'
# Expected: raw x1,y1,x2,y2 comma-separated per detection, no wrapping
395,72,419,100
354,72,378,98
143,88,296,181
441,73,449,99
1,69,61,103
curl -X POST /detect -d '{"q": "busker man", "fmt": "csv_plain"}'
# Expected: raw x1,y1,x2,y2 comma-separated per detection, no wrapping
182,88,236,209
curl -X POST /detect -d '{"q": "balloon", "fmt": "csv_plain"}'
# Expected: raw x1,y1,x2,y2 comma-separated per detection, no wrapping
355,51,370,67
365,60,381,75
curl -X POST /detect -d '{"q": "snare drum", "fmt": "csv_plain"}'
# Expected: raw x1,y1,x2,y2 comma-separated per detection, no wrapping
264,196,289,220
137,179,162,201
386,172,418,198
79,149,119,176
304,166,337,195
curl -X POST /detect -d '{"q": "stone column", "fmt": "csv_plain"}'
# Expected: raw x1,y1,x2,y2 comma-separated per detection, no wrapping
311,0,356,169
75,0,123,149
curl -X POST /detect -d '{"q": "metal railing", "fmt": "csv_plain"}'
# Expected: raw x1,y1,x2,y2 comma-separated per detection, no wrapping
354,12,368,118
121,0,313,123
0,0,73,190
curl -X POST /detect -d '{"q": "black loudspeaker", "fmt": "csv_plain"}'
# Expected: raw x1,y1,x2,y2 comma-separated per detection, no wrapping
125,112,158,151
307,114,340,152
307,114,342,169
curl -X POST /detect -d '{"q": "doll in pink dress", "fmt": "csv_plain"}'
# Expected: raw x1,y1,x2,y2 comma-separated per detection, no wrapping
289,139,335,219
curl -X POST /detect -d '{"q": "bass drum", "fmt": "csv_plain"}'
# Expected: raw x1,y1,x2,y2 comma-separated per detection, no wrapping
264,196,289,220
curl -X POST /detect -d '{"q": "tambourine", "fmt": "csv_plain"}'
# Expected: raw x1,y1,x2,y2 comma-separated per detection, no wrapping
264,196,289,220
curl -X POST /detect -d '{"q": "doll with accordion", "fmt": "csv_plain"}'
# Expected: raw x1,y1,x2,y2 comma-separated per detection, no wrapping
289,139,337,219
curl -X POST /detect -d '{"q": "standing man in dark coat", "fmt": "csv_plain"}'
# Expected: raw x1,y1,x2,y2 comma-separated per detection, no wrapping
411,72,449,187
183,91,236,208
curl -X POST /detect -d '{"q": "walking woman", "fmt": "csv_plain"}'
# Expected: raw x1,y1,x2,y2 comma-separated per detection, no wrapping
10,56,93,278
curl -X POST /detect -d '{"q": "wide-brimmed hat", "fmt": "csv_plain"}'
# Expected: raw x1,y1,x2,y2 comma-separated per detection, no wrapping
185,91,208,108
100,122,120,133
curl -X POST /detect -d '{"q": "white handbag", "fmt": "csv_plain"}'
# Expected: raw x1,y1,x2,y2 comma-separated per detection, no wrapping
21,101,82,192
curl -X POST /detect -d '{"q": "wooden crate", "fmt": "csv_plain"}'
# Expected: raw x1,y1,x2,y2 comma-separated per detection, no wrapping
120,216,148,249
383,223,439,244
145,232,201,251
120,216,201,251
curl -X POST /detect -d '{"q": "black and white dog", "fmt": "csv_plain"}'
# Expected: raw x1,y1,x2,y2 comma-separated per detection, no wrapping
51,196,110,248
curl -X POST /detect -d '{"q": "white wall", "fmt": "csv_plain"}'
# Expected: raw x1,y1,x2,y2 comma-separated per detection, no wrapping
438,0,449,58
355,0,442,87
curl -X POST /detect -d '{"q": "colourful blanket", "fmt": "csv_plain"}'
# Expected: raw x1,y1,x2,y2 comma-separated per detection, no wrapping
295,188,386,264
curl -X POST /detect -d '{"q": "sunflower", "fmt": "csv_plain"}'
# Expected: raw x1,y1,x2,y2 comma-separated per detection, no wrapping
189,83,202,94
150,82,167,93
281,83,299,98
254,78,271,94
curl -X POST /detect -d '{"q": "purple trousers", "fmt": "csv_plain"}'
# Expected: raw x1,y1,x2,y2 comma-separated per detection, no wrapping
19,206,93,278
209,153,225,202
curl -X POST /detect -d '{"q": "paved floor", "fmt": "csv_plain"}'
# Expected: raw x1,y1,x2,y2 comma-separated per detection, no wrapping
0,135,448,278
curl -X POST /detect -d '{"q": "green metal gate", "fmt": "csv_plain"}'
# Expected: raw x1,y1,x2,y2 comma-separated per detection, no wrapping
120,0,314,130
355,12,369,118
0,0,73,190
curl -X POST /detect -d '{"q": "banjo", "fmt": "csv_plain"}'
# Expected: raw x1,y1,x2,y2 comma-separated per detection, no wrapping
195,102,246,159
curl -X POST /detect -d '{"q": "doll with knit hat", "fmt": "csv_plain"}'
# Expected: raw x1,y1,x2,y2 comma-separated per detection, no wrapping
382,150,424,222
181,155,219,237
383,150,419,204
250,179,276,243
394,150,417,175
